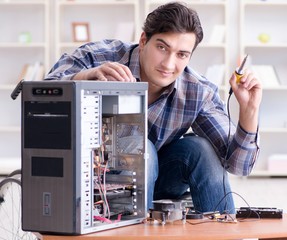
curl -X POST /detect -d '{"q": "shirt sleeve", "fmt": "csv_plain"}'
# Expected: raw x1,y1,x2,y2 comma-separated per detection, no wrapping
44,41,115,80
226,124,259,176
44,40,132,81
45,50,92,80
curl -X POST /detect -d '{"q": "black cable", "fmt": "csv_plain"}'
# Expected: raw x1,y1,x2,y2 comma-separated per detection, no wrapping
221,89,233,213
215,88,260,220
188,87,260,222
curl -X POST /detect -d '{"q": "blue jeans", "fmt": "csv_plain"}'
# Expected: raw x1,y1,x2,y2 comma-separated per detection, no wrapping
147,135,235,214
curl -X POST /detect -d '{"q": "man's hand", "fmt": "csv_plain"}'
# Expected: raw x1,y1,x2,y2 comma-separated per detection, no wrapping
72,62,136,82
229,70,262,132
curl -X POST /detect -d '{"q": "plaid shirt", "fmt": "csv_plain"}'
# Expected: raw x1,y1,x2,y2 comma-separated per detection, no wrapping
45,39,259,176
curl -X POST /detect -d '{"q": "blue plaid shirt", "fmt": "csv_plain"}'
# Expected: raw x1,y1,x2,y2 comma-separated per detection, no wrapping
45,39,259,176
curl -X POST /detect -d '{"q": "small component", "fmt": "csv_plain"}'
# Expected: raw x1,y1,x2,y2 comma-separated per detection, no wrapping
236,207,283,219
186,209,203,219
149,199,188,225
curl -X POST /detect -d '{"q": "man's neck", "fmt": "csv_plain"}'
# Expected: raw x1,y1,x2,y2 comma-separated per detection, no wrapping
148,85,166,105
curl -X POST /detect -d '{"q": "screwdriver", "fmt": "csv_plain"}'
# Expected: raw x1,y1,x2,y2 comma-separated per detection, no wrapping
229,54,248,95
235,54,248,84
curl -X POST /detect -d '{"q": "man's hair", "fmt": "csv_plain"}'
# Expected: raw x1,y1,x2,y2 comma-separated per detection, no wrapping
143,2,203,50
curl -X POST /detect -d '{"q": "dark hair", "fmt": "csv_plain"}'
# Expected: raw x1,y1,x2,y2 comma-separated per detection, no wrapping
143,2,203,50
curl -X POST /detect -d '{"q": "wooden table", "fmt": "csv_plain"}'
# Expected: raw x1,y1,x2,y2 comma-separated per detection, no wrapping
40,214,287,240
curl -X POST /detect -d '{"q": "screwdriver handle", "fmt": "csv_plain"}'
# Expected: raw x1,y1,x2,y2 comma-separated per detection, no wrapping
235,54,248,84
235,70,243,84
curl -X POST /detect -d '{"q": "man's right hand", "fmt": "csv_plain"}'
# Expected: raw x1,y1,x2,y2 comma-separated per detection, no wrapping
72,62,136,82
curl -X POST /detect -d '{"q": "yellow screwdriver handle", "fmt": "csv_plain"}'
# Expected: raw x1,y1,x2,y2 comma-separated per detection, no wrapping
235,54,248,84
235,71,243,84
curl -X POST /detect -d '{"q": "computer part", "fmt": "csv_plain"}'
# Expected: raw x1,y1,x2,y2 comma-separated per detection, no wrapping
21,80,148,235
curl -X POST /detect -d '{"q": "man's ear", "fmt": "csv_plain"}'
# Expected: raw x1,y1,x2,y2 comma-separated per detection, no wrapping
139,32,147,49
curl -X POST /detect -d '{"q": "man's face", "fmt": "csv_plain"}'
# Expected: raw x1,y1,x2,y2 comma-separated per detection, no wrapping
139,32,196,90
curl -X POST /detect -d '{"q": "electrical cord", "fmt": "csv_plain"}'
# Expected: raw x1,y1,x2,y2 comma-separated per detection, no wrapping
185,89,236,222
221,89,233,213
214,86,260,221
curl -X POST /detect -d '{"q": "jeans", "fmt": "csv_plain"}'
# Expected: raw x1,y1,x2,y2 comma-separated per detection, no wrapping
147,135,235,214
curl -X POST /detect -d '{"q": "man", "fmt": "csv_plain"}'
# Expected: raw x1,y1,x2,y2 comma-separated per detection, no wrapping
45,2,262,214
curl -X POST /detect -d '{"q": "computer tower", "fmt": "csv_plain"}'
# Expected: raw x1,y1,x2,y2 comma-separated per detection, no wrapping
21,80,148,235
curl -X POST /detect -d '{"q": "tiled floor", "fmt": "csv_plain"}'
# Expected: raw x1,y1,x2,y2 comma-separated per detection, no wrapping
229,175,287,213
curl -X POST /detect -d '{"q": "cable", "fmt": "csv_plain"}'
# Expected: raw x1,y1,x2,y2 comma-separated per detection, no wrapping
93,146,111,220
221,90,233,213
217,86,260,219
186,85,260,222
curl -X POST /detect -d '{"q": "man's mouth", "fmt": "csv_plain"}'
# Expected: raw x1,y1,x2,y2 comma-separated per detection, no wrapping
157,69,173,77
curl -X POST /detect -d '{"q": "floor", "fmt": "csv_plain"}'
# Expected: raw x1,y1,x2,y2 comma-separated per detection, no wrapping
229,175,287,213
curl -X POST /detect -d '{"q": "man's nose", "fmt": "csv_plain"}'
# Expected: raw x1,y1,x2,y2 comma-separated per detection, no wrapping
161,54,176,69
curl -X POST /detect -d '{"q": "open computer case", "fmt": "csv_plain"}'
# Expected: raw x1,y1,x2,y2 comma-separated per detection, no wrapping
20,80,148,235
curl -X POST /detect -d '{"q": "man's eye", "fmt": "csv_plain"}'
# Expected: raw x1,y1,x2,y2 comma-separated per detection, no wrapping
157,45,166,51
178,53,189,59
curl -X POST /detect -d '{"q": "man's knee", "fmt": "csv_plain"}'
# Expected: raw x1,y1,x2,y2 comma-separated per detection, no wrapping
163,135,224,176
147,140,158,166
183,135,214,152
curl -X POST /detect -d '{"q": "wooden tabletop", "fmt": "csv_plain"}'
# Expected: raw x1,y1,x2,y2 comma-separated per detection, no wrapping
40,214,287,240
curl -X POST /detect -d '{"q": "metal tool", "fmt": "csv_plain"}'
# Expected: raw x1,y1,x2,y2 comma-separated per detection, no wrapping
235,54,248,84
